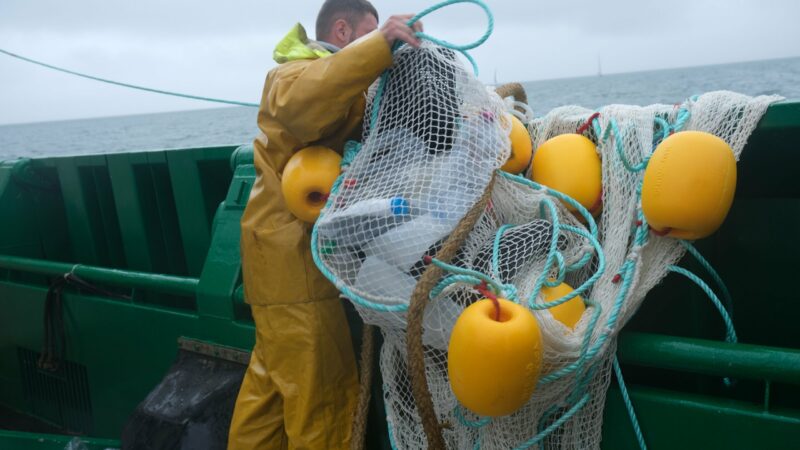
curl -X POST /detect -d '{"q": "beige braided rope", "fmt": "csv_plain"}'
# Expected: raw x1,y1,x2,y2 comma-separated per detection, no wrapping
350,324,377,450
494,82,528,113
406,176,496,450
405,83,527,449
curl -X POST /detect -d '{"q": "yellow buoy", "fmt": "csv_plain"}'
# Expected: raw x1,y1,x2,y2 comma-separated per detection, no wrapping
541,281,585,329
281,146,341,223
642,131,736,240
531,134,602,216
501,114,533,174
448,298,542,417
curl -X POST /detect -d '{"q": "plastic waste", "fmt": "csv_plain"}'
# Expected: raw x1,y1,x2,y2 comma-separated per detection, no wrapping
317,197,411,249
363,214,451,274
422,296,463,350
352,255,462,350
354,256,417,305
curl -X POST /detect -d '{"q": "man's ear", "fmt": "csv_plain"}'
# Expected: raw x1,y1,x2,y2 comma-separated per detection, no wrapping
332,18,352,44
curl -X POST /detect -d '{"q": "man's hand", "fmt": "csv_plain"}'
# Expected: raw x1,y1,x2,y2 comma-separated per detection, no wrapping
380,14,424,48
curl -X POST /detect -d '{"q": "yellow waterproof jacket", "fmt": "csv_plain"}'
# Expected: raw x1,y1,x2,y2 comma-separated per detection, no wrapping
241,25,393,305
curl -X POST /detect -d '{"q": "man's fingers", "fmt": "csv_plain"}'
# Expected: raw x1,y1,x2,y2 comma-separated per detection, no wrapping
394,28,420,48
381,13,422,48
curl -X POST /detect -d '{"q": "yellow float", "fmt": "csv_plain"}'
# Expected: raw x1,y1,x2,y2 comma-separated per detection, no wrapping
541,281,585,329
448,298,542,417
642,131,736,239
280,146,341,223
501,114,533,174
531,134,602,216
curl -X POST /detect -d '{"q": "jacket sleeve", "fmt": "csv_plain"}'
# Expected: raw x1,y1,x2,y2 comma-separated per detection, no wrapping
264,30,393,144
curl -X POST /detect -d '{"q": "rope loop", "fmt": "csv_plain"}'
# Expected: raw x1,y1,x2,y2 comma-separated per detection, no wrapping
405,0,495,76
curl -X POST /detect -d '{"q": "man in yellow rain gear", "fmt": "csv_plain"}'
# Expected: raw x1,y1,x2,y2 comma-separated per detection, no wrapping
229,1,423,448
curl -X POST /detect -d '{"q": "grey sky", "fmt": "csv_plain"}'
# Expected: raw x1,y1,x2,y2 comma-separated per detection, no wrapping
1,0,798,124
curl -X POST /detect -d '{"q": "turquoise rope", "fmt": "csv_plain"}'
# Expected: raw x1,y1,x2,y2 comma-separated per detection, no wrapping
426,258,516,300
668,265,737,344
341,140,362,166
515,95,701,443
455,405,491,428
512,393,591,450
453,404,492,450
566,250,594,272
429,274,484,299
613,356,648,450
601,118,650,172
498,171,599,239
569,357,601,404
680,240,734,315
538,258,635,384
527,198,565,304
0,48,259,107
535,403,563,446
543,251,566,287
529,224,606,312
367,0,494,130
407,0,494,76
653,116,671,143
590,95,695,174
668,264,737,386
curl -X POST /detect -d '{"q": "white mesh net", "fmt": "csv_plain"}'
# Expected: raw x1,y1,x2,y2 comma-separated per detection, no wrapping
312,41,780,449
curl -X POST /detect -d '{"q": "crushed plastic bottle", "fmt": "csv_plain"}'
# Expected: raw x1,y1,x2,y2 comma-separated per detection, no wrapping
363,214,451,274
317,196,412,249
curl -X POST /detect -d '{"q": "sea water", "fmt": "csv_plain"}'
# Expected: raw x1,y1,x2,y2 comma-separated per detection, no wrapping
1,57,798,159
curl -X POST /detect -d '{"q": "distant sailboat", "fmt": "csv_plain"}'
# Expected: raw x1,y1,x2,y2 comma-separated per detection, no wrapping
597,56,603,77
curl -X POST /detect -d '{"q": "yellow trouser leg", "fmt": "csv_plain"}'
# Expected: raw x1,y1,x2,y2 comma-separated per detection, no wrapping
228,328,288,450
229,298,359,450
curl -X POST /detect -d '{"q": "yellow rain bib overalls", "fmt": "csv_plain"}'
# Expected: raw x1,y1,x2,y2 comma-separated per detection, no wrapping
228,24,392,449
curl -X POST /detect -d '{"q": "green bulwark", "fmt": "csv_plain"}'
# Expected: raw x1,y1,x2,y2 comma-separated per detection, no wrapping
1,101,800,449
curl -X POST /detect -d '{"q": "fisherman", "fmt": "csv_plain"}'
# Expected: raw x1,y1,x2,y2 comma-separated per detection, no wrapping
229,1,423,448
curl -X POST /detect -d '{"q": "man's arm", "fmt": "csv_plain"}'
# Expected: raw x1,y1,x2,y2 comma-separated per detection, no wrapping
264,15,424,145
264,30,391,144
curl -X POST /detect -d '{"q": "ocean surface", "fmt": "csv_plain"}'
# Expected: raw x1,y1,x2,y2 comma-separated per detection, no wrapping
1,57,798,159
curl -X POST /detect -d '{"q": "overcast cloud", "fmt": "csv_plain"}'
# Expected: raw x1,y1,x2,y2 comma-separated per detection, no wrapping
1,0,798,124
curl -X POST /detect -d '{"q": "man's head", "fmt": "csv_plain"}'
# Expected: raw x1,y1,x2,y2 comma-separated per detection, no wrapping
315,0,379,48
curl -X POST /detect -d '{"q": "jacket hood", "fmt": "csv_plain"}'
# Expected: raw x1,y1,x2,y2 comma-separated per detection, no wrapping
273,23,333,64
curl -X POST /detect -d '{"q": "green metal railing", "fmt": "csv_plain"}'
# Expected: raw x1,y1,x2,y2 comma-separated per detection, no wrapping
0,254,199,297
617,332,800,384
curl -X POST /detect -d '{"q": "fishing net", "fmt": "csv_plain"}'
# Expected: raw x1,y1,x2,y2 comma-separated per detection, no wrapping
311,39,780,449
313,40,510,336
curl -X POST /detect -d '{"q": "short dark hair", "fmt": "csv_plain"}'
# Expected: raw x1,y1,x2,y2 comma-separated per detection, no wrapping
315,0,379,41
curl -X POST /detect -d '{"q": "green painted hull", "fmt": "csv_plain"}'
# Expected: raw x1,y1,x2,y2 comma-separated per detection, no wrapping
1,101,799,449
